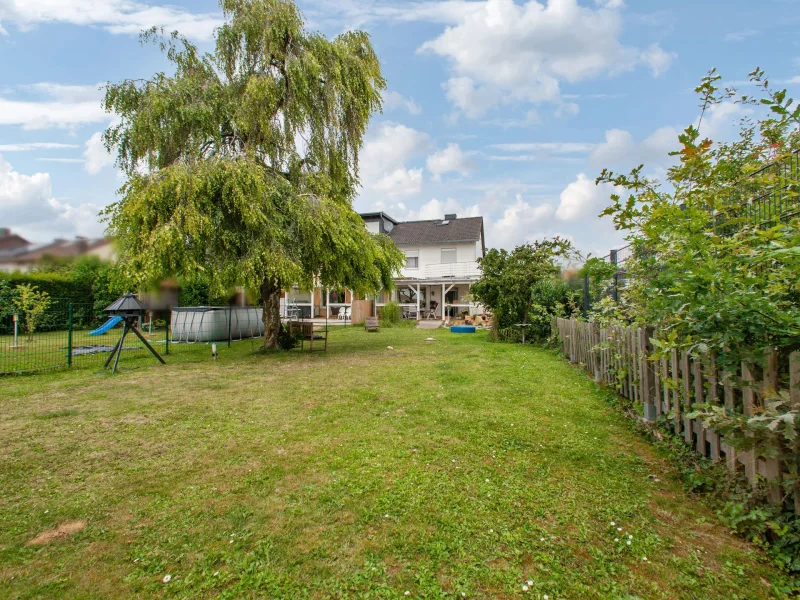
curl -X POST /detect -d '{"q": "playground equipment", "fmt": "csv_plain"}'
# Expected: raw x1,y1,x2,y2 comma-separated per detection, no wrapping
89,316,123,336
103,293,165,374
170,306,265,343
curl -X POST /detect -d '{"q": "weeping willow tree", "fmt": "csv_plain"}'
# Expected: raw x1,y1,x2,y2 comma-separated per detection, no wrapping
102,0,404,348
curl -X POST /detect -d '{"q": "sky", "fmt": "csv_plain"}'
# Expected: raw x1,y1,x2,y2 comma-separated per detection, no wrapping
1,0,799,257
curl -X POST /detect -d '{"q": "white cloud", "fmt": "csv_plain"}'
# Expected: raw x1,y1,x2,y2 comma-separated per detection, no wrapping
555,173,620,221
83,131,116,174
554,101,580,118
426,143,475,180
589,126,679,169
0,142,79,151
724,30,759,43
638,43,676,77
490,142,594,153
489,195,554,244
418,0,674,117
0,0,222,41
0,83,109,130
406,197,481,221
697,100,747,141
442,77,500,118
0,154,103,241
359,122,430,198
382,90,422,115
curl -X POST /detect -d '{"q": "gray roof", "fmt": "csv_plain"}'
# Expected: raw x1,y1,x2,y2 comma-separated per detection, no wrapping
388,217,484,246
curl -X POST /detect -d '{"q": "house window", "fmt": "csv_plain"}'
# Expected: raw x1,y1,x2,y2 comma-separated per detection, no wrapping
441,248,457,264
445,288,459,304
405,250,419,269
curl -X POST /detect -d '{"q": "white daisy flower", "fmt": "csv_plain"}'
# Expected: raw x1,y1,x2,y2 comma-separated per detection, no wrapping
162,574,172,583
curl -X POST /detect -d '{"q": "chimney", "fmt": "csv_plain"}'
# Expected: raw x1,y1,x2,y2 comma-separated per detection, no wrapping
0,228,10,238
444,213,457,220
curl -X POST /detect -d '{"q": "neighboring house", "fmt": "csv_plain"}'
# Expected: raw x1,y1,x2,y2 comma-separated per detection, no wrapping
0,230,115,273
0,228,34,272
281,212,485,321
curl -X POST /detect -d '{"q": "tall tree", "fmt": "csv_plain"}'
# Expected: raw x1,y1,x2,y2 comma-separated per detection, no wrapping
102,0,404,348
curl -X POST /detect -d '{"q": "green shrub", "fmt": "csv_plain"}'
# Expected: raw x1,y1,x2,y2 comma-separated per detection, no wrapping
277,324,299,350
379,301,402,325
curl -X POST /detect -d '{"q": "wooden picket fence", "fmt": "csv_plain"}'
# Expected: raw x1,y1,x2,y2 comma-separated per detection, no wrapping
553,317,800,510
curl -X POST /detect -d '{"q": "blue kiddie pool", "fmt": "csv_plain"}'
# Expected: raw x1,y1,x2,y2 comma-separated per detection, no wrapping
450,325,476,333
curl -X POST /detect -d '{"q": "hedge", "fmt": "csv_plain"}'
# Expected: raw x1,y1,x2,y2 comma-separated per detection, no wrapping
0,272,92,304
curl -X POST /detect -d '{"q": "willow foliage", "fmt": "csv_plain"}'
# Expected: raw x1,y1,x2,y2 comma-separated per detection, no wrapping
102,0,404,347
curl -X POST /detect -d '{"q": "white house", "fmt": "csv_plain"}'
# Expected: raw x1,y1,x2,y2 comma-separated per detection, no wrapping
280,212,485,322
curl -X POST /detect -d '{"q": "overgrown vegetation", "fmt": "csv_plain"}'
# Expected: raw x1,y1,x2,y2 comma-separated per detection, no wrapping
588,67,800,580
378,300,403,326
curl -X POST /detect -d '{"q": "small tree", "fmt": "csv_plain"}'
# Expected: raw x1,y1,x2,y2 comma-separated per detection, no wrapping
13,284,51,341
471,238,576,338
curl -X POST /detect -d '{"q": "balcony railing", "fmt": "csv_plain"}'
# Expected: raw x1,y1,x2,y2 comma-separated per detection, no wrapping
424,261,480,279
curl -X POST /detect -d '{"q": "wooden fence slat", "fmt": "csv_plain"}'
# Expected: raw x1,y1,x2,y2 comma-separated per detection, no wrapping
681,352,692,444
762,349,782,504
671,350,680,434
741,361,757,488
554,320,796,514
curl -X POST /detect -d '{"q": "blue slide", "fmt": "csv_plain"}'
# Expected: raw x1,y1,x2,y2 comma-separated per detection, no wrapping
89,316,123,336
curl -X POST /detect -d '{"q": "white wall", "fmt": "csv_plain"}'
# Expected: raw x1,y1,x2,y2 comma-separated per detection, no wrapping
398,242,477,278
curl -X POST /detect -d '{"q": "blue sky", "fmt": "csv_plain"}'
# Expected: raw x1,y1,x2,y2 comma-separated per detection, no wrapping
1,0,799,256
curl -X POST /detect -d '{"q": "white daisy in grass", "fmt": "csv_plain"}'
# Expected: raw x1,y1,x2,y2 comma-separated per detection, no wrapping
527,580,533,585
614,538,619,542
610,521,615,526
162,574,172,583
522,584,529,591
627,540,632,546
404,592,410,596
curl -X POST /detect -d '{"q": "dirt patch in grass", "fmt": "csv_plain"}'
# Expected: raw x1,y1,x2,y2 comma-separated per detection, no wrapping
26,520,87,546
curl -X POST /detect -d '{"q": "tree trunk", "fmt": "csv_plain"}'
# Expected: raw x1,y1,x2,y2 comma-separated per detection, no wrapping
260,278,281,349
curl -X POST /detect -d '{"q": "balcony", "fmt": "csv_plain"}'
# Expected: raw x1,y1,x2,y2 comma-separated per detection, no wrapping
424,261,481,279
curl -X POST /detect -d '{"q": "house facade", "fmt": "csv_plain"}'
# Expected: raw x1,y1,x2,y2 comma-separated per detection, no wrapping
280,212,485,322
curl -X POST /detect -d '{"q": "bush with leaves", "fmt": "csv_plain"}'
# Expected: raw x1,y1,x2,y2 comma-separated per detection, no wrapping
595,67,800,576
13,284,52,341
471,238,576,341
378,301,403,326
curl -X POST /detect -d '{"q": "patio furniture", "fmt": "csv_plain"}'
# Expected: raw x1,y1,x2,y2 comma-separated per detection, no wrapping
337,306,351,321
402,306,418,320
426,301,439,319
289,320,328,352
365,316,379,332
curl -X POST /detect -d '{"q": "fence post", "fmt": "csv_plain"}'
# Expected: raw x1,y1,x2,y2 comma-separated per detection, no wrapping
609,249,619,302
165,311,170,355
639,326,657,421
67,301,73,368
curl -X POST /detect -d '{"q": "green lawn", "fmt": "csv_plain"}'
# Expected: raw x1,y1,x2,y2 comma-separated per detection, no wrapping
0,327,782,599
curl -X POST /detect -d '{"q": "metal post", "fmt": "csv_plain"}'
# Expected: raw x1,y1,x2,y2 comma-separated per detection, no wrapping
165,311,170,355
228,304,233,347
67,301,73,368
